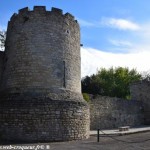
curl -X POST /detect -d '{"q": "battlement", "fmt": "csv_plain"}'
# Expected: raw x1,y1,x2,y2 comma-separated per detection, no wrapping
19,7,30,14
51,7,63,15
10,6,77,23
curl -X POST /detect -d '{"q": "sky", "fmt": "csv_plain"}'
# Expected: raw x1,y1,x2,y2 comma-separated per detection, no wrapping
1,0,150,77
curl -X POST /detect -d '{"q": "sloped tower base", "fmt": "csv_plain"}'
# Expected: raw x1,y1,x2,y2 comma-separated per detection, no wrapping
0,93,89,142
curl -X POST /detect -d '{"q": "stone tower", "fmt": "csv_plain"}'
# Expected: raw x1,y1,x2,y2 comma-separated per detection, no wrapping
0,6,89,142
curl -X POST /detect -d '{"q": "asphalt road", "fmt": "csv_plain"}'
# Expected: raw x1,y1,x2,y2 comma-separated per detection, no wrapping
50,132,150,150
0,132,150,150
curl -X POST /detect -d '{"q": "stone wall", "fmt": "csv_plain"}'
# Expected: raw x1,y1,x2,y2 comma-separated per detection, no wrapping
0,93,89,142
130,81,150,124
90,96,144,130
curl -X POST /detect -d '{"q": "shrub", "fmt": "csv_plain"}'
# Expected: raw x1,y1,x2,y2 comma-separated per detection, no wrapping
82,93,90,102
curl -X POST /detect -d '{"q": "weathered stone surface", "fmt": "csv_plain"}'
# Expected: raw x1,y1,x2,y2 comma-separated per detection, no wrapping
0,6,90,142
130,81,150,124
0,7,81,94
0,93,89,142
90,95,144,130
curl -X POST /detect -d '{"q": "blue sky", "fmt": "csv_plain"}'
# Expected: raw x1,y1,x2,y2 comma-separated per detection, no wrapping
1,0,150,77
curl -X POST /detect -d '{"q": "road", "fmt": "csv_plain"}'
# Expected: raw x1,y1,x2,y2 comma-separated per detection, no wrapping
0,132,150,150
50,132,150,150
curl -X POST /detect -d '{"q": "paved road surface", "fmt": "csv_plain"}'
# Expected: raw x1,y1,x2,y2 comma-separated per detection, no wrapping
0,132,150,150
50,132,150,150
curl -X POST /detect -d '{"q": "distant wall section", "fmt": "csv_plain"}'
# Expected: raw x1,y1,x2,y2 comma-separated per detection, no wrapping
130,81,150,124
90,96,144,130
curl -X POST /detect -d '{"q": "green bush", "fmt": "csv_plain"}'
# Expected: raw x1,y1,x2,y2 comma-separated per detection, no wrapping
82,67,142,99
82,93,90,102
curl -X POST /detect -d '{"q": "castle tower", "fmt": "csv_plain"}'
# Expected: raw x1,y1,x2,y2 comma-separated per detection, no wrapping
0,6,89,142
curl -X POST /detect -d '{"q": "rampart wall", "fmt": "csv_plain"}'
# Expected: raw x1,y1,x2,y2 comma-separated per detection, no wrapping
90,96,144,130
130,81,150,124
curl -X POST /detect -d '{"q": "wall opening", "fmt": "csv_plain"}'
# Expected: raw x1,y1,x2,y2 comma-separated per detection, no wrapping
63,61,66,88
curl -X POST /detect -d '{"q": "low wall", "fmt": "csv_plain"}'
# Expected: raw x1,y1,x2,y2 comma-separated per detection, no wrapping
90,96,144,130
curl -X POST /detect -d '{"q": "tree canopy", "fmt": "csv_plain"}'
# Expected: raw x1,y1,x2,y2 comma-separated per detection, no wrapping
82,67,142,99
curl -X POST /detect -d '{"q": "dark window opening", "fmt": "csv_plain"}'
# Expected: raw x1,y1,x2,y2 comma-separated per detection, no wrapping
63,61,66,88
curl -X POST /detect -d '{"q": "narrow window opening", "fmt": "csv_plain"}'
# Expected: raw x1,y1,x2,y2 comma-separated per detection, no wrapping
63,61,66,88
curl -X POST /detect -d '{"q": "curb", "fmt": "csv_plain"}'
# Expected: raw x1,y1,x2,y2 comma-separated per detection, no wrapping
90,127,150,136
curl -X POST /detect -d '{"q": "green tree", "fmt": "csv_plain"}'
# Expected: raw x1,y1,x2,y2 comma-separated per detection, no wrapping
81,67,142,99
82,75,102,95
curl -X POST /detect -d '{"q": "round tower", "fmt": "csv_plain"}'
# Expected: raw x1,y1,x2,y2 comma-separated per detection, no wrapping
0,6,89,142
1,6,81,94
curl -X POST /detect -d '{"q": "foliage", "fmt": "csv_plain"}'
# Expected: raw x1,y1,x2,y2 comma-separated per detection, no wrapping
82,67,142,99
0,30,6,51
82,93,90,102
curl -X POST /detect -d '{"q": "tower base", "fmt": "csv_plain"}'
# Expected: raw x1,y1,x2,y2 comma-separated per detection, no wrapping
0,93,90,142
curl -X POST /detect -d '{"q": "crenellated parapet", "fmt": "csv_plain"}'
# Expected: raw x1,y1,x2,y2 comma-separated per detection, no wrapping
9,6,78,24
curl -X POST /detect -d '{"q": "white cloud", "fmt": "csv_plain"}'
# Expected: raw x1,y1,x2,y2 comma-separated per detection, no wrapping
77,18,96,27
106,21,150,53
101,17,140,30
81,47,150,77
79,18,150,77
134,22,150,42
77,17,140,31
109,39,132,47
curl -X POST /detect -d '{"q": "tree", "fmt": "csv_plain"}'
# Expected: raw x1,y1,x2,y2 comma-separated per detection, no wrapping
81,67,142,99
82,75,102,95
0,30,6,51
